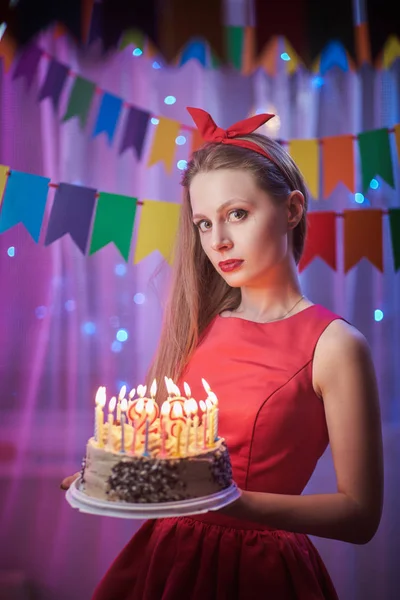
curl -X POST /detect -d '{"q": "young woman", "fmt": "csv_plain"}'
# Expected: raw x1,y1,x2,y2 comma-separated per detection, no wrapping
61,108,384,599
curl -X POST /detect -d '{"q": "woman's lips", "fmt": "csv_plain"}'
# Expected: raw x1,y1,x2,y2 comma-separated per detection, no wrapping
218,260,244,273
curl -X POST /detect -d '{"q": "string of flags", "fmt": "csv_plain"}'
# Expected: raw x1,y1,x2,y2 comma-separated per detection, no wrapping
0,165,399,273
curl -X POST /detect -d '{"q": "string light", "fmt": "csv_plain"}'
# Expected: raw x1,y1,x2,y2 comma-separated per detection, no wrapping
280,53,291,61
115,263,127,276
177,159,187,170
133,293,146,304
111,341,122,353
370,178,379,189
374,310,384,322
355,193,365,204
175,135,186,145
164,96,176,105
132,48,143,57
82,322,96,335
152,61,161,69
7,246,15,257
116,329,128,342
151,117,159,125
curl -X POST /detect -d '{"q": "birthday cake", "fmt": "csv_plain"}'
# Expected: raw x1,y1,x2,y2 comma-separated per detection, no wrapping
79,379,233,504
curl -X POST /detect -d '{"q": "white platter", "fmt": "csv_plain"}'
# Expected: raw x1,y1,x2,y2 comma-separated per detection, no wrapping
66,478,241,519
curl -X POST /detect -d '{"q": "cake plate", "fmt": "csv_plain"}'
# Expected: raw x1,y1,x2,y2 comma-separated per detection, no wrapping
66,479,241,519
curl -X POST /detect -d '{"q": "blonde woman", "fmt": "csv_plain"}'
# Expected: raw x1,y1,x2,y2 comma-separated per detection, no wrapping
62,108,383,600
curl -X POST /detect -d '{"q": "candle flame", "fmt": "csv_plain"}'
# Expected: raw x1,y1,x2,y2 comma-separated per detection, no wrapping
172,383,181,396
208,391,218,405
108,396,116,412
206,398,213,410
128,388,136,399
120,397,128,412
164,376,173,395
199,400,206,412
189,398,198,414
95,386,106,407
184,399,192,416
161,400,170,416
137,384,147,398
171,402,183,418
183,382,191,398
136,397,145,413
146,399,155,415
150,379,157,398
118,385,127,400
202,378,211,394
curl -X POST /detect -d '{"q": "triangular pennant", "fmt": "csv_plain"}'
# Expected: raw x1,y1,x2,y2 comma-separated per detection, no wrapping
0,171,50,242
358,128,394,191
299,212,337,272
381,35,400,69
388,209,400,272
89,193,137,261
394,124,400,162
283,38,303,75
119,107,150,159
355,22,371,65
0,30,18,72
62,76,96,128
147,118,180,172
12,44,42,89
343,209,383,272
179,40,207,67
0,165,9,208
288,139,320,199
45,183,97,253
319,41,349,75
322,135,355,197
119,29,145,51
241,26,256,75
92,92,123,144
134,200,180,264
38,58,69,109
258,36,279,76
226,26,244,71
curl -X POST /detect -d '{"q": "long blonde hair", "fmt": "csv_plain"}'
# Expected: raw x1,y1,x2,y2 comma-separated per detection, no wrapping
146,133,309,403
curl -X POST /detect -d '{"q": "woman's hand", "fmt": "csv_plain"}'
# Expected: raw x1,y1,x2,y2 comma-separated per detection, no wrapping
60,472,80,490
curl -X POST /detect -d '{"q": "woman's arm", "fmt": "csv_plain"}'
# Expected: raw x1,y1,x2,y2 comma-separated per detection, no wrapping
221,320,384,545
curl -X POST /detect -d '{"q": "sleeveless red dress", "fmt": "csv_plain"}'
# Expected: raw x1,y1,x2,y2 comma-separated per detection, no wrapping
92,304,340,600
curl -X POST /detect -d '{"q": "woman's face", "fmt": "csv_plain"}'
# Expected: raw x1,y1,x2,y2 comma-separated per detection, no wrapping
190,169,297,288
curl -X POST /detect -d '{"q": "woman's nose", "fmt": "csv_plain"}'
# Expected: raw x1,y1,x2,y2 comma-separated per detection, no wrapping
211,234,233,252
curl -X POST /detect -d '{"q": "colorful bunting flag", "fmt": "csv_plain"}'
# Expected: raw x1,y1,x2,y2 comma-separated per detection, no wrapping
12,44,42,89
257,37,279,77
0,170,50,242
147,118,181,172
381,35,400,69
45,183,97,253
134,200,180,264
283,38,303,75
38,58,69,109
344,209,383,272
179,41,207,67
319,41,349,75
241,26,256,75
0,30,17,72
388,209,400,272
0,165,9,207
358,128,394,191
226,26,244,71
62,76,96,128
322,135,355,197
288,139,320,199
119,107,150,159
92,92,123,144
299,212,337,272
89,193,137,261
119,29,145,51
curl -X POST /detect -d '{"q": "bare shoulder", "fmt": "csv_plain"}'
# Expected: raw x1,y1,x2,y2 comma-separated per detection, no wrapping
313,318,373,398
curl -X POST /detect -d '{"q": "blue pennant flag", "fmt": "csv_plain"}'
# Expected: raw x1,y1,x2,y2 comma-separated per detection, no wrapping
320,41,349,75
92,92,123,144
0,171,50,242
179,40,207,67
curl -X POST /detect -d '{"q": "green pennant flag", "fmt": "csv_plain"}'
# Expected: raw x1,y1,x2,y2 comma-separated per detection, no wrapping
388,208,400,272
89,192,137,261
358,128,395,192
63,76,96,128
226,26,244,70
119,29,145,51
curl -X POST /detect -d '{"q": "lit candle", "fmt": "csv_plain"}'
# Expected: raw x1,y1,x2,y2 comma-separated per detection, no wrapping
191,399,199,450
94,387,106,447
184,399,192,455
199,400,207,449
171,401,184,456
206,398,214,447
164,376,173,401
120,397,128,453
131,419,137,455
106,396,116,451
117,384,127,423
209,391,219,441
143,399,155,457
160,401,170,457
127,387,136,425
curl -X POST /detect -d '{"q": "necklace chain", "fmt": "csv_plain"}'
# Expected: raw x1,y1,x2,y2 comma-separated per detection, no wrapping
230,295,306,323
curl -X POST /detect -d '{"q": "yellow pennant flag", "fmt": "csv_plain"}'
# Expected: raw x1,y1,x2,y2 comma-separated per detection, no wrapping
382,35,400,69
134,200,181,264
283,38,303,75
147,117,181,172
394,124,400,162
0,165,9,206
288,139,320,199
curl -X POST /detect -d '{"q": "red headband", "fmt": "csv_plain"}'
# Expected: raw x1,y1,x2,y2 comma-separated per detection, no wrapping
186,107,277,164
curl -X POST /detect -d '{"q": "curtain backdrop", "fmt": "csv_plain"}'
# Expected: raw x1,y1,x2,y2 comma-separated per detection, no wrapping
0,27,399,600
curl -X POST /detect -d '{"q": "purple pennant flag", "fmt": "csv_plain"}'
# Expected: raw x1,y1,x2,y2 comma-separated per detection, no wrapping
45,183,97,254
13,44,43,89
120,106,150,159
38,59,69,109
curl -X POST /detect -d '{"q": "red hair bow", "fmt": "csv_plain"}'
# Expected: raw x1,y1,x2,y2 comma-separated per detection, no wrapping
186,107,276,163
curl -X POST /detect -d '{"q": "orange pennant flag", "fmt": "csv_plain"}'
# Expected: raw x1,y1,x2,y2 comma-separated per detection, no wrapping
190,128,204,156
147,117,181,173
258,36,279,77
299,212,337,272
322,135,355,198
344,209,383,273
242,26,256,75
0,30,17,72
288,139,320,199
394,124,400,162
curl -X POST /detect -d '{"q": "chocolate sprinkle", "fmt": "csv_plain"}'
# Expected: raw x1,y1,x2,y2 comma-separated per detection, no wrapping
79,456,87,484
210,445,233,489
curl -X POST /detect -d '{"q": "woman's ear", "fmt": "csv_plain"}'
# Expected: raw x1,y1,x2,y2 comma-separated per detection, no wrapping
287,190,305,229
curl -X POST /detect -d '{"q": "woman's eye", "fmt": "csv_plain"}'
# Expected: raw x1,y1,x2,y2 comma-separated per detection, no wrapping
228,209,248,222
196,220,212,232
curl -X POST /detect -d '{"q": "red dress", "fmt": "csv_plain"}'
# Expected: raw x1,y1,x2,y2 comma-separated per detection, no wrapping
92,304,340,600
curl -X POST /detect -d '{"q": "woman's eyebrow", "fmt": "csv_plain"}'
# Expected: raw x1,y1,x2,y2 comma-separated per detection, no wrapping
192,198,255,220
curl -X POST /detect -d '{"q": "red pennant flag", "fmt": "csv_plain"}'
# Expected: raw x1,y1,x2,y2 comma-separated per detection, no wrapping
299,212,337,272
344,209,383,272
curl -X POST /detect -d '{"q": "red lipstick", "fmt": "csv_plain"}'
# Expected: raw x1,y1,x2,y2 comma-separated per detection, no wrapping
218,259,244,273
